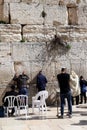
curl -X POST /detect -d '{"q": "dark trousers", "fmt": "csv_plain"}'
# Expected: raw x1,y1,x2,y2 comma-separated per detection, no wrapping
72,95,79,105
80,92,86,103
60,91,72,116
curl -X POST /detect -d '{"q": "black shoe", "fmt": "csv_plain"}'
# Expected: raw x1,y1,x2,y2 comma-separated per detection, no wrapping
68,114,72,118
58,115,64,119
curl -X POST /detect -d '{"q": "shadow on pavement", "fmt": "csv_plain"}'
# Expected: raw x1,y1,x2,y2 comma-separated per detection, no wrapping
71,120,87,126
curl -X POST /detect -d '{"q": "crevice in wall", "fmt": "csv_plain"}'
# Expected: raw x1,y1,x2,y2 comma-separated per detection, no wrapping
67,4,78,25
8,3,11,24
21,24,26,41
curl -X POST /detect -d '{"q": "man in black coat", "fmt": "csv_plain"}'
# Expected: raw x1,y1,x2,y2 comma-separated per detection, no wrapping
13,71,29,95
57,68,72,118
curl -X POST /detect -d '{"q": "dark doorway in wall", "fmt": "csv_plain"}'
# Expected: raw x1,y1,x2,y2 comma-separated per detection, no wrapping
67,5,78,25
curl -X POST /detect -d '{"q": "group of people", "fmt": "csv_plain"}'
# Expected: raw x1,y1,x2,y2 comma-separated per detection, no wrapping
2,70,48,116
57,68,87,119
2,68,87,118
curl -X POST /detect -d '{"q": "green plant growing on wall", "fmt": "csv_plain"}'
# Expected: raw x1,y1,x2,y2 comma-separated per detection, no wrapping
0,21,7,24
51,35,71,50
66,44,71,50
20,38,25,43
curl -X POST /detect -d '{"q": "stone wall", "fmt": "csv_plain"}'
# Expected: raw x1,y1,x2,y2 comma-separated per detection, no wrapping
0,0,87,105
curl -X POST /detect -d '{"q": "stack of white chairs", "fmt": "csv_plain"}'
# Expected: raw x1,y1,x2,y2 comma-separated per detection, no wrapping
32,90,48,114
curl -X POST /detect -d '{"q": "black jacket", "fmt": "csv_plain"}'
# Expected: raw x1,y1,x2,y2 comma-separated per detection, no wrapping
13,74,29,89
2,90,18,106
79,79,87,92
57,73,70,94
36,74,47,91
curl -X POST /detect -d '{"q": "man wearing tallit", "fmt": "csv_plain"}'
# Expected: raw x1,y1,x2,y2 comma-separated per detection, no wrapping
70,71,80,105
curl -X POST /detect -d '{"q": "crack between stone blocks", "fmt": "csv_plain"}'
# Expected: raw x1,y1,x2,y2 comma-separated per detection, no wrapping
21,24,26,41
8,3,11,24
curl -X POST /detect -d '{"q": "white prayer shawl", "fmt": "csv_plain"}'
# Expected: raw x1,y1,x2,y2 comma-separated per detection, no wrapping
70,71,80,97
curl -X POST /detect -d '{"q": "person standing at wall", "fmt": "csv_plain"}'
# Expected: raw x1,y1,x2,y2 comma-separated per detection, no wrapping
13,71,29,96
79,75,87,104
70,71,80,105
36,70,47,92
57,68,72,118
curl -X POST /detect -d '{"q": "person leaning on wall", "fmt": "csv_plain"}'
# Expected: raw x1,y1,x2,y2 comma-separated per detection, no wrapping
13,71,29,96
36,70,47,92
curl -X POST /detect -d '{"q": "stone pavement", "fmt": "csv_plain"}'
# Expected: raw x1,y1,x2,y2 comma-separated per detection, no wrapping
0,104,87,130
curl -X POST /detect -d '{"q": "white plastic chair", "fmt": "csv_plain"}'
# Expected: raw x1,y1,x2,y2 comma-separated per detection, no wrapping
32,90,48,114
4,96,17,117
16,95,28,118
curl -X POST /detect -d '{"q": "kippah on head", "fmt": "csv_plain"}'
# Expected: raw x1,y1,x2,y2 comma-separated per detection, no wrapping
61,68,66,72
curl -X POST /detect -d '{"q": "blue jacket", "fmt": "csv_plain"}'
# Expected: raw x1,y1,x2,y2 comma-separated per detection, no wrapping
37,74,47,91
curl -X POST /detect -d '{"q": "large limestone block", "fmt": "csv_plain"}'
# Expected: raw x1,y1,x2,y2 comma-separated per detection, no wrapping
22,0,60,5
0,0,3,4
0,61,15,86
0,24,21,42
69,26,87,42
22,0,59,5
0,43,12,62
42,61,58,82
23,25,55,42
69,59,81,75
12,42,47,62
0,3,9,23
78,5,87,25
45,0,59,5
12,43,29,62
4,0,20,2
10,3,43,24
44,5,68,25
68,42,84,60
13,61,31,78
30,61,43,80
21,0,32,3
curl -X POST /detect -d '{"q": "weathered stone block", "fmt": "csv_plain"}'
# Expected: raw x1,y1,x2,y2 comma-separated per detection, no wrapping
12,42,47,62
0,24,21,42
45,5,68,25
10,3,43,24
4,0,20,2
0,43,12,62
0,3,9,23
23,25,55,42
0,61,15,85
78,5,87,25
21,0,60,5
68,7,78,25
21,0,32,3
0,0,3,4
68,42,84,60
